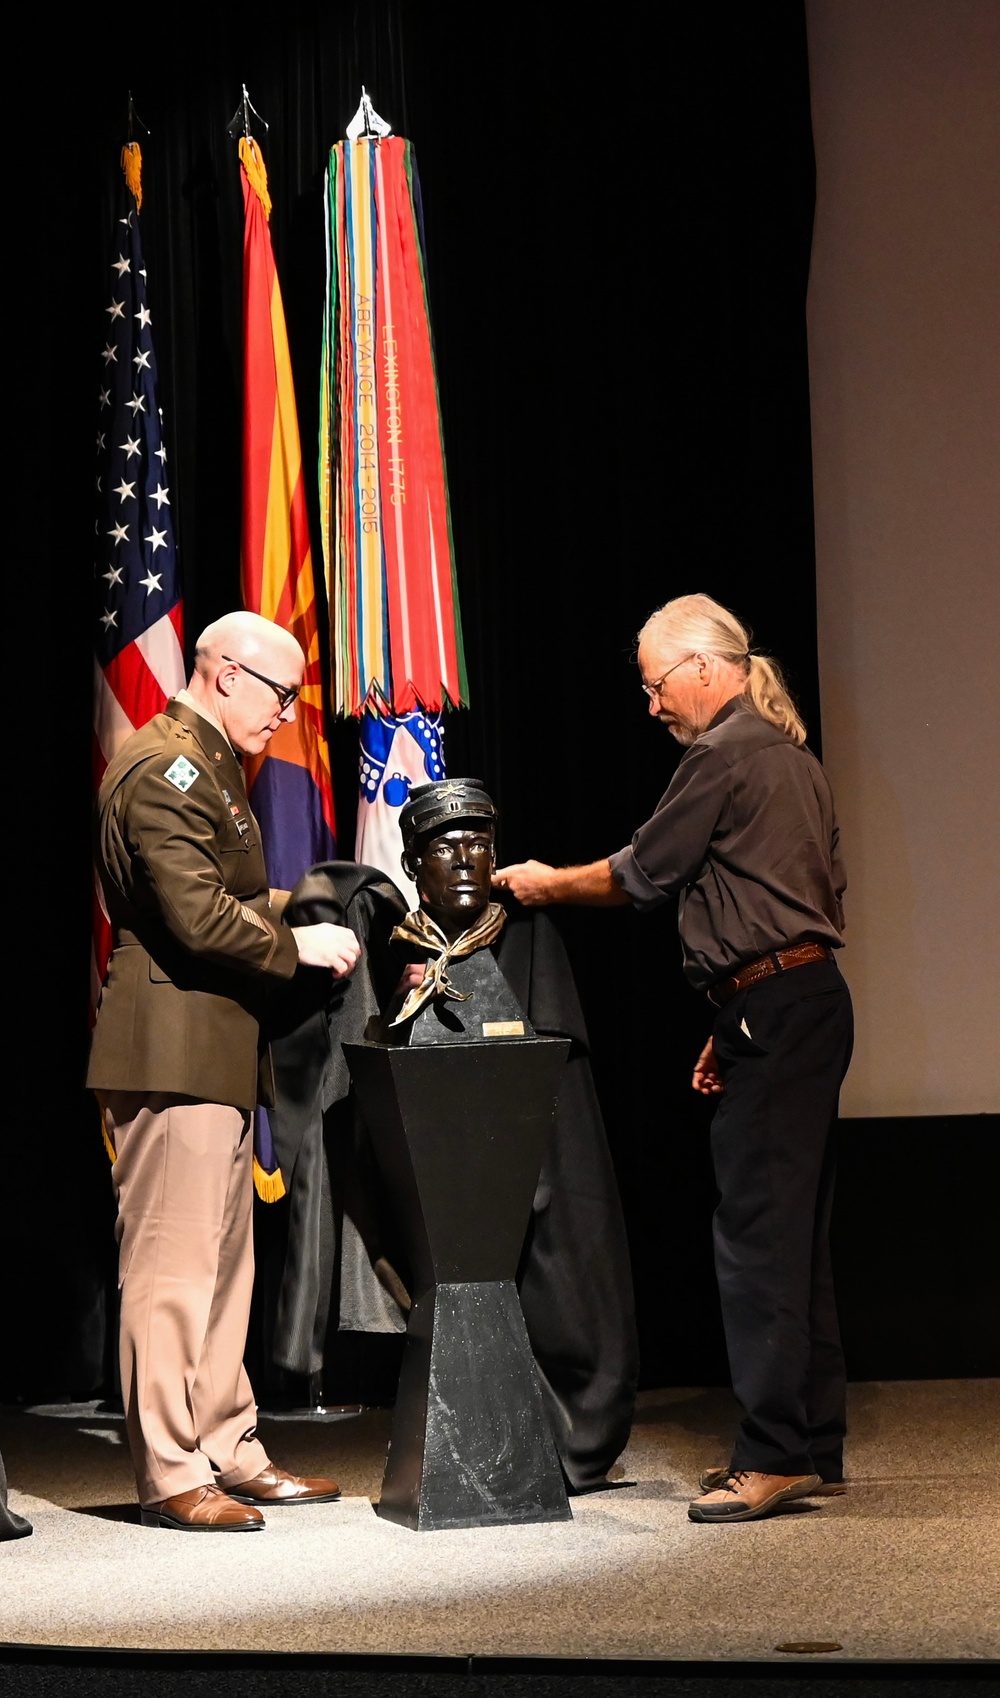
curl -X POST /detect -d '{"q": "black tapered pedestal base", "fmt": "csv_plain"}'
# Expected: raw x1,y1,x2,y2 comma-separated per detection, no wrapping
377,1280,571,1531
345,1036,572,1532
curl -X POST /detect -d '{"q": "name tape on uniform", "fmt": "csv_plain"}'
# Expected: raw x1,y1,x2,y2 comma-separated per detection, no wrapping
164,756,200,792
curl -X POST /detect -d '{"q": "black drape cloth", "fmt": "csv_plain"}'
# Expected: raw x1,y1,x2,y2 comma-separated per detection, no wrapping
0,1449,31,1542
496,904,640,1490
264,864,411,1375
266,863,638,1490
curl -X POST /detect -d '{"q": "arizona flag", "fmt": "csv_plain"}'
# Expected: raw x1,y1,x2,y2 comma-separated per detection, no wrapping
239,135,336,892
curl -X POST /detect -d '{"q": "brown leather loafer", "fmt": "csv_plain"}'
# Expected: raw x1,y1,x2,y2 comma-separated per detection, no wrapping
227,1463,341,1506
688,1470,821,1522
699,1464,846,1496
140,1484,264,1531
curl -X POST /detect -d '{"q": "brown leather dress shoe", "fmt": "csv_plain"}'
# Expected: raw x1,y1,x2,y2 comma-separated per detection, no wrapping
688,1470,822,1522
140,1484,264,1531
227,1463,341,1506
699,1464,846,1496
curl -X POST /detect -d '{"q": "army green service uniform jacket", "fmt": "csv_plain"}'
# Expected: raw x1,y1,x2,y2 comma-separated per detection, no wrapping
87,699,299,1111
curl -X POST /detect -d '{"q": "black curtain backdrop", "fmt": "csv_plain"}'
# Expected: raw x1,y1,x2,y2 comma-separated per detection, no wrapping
11,3,989,1404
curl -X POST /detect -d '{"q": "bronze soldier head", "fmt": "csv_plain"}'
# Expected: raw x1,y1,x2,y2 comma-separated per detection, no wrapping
400,780,498,943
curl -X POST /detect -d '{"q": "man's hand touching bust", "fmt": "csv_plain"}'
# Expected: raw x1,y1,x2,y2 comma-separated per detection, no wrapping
493,858,631,907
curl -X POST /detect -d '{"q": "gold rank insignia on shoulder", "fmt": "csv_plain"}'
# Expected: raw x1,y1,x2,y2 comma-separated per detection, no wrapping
164,756,200,792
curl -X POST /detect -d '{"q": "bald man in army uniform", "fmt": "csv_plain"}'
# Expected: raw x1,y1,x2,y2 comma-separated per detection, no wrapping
89,612,360,1531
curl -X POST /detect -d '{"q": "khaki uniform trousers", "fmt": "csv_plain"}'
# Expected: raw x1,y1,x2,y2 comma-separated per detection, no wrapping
100,1093,270,1506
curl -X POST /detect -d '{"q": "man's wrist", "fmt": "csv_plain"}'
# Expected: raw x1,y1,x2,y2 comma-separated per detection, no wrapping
553,859,629,906
548,866,573,902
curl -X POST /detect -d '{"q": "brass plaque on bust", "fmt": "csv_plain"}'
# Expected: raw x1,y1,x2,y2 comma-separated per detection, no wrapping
482,1021,525,1038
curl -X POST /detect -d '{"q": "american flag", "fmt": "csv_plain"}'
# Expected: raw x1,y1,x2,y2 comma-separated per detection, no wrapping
92,146,185,1007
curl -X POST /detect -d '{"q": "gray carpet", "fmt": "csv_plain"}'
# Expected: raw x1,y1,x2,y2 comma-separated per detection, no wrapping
1,1380,997,1661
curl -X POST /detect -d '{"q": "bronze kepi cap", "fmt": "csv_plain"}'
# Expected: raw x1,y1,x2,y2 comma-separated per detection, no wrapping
399,779,497,848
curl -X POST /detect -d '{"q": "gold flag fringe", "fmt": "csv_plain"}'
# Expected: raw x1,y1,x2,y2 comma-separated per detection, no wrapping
100,1109,116,1165
253,1154,286,1203
121,142,143,211
239,136,272,221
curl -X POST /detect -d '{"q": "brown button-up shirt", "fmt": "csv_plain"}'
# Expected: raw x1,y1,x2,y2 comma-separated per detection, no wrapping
608,698,845,990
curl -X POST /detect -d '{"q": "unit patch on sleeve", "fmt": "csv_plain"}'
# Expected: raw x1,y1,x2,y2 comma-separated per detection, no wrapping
164,756,200,792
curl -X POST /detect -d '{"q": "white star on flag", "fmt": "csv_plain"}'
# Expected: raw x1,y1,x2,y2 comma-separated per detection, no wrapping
108,521,130,544
136,305,152,328
139,571,163,595
100,608,118,630
150,484,170,509
102,344,118,364
99,388,111,408
145,527,168,552
112,256,131,276
154,444,167,463
113,479,136,502
103,565,124,585
121,435,141,459
133,349,151,371
126,392,147,416
106,300,125,321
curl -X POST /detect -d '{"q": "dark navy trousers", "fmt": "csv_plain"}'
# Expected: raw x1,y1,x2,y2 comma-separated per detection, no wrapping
710,958,854,1477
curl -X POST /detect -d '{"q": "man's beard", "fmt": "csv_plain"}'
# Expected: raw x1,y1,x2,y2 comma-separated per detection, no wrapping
657,712,698,747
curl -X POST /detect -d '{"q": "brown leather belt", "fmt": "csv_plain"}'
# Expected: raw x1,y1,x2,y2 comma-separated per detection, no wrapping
708,942,833,1007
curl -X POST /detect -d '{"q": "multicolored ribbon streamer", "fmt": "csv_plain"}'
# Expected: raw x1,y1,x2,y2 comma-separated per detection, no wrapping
320,137,468,719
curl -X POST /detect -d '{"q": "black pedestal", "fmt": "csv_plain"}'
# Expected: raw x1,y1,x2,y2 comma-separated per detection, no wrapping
345,1037,572,1531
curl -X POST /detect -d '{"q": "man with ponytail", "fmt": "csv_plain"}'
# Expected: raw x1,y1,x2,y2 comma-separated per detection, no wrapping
495,593,853,1524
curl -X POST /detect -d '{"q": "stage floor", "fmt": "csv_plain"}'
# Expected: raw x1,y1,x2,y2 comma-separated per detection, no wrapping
1,1379,997,1662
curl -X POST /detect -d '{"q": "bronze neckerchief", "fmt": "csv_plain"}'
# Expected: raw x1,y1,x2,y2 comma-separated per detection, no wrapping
390,903,507,1026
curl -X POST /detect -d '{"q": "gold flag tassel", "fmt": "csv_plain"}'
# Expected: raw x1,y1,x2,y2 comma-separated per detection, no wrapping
239,135,272,220
121,141,143,211
253,1155,287,1203
100,1108,116,1165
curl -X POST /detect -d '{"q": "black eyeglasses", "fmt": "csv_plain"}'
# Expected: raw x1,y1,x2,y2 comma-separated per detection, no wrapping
222,655,300,711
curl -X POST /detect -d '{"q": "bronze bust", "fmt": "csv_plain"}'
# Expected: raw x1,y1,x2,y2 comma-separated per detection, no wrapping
389,779,533,1044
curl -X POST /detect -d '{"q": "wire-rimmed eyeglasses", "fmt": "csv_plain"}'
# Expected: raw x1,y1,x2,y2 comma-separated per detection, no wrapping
641,654,694,700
